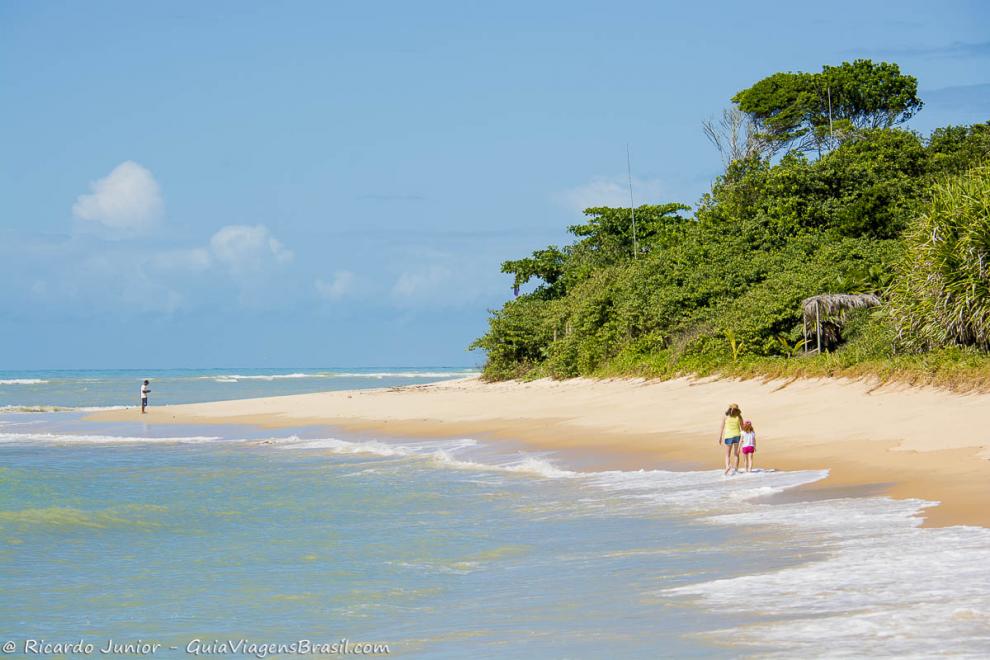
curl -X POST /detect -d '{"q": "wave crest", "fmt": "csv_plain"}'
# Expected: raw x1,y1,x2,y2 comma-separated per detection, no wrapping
202,371,478,383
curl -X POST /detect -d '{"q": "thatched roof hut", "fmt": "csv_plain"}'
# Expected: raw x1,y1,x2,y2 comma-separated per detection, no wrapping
802,293,881,353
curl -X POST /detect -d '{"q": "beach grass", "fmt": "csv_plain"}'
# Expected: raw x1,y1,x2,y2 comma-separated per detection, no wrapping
588,346,990,393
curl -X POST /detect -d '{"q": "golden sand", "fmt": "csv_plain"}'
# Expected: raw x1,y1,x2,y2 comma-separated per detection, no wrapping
89,375,990,528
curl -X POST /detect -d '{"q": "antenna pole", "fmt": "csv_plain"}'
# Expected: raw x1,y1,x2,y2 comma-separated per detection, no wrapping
627,143,637,259
827,86,834,149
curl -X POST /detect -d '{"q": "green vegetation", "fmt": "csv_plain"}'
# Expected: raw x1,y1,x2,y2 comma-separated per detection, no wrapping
889,165,990,351
733,60,923,155
471,61,990,389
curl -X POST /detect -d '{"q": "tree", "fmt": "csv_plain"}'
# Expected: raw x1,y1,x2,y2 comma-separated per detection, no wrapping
732,60,922,155
568,203,692,265
731,70,819,153
821,60,922,130
927,121,990,176
500,246,568,297
700,128,927,240
816,128,928,238
702,107,771,165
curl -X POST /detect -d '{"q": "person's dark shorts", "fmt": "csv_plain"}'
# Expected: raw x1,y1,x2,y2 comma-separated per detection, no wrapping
723,435,740,445
141,397,148,405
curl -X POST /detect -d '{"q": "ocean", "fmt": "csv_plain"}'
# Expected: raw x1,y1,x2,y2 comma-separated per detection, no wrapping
0,368,482,411
1,370,988,657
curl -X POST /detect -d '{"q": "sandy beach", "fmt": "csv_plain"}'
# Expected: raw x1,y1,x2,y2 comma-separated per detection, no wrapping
91,375,990,528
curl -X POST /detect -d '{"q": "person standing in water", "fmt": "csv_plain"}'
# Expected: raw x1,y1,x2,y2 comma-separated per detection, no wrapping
141,379,151,414
717,403,743,475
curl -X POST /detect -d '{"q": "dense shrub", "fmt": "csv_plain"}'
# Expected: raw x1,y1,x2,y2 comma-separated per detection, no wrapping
889,165,990,350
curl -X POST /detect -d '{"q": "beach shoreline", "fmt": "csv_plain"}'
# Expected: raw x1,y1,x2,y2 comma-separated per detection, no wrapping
88,375,990,528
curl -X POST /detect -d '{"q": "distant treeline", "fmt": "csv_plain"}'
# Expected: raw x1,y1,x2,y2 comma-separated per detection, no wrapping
472,60,990,387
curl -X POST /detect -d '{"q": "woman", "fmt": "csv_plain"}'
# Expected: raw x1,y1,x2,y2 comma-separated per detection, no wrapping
717,403,743,475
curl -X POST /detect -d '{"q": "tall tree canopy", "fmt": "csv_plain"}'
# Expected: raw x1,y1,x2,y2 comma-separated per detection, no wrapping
568,203,692,264
732,60,922,155
501,246,568,298
500,203,692,298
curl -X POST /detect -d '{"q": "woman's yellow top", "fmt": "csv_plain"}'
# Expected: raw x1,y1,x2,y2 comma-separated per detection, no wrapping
722,415,742,439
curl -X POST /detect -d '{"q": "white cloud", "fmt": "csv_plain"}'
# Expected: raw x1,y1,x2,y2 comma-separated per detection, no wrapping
391,265,452,302
315,271,355,301
72,161,164,234
150,247,211,272
555,175,666,213
120,276,184,314
209,224,293,274
69,249,186,314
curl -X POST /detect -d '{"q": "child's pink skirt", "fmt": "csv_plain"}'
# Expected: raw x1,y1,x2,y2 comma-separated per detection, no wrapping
742,446,755,454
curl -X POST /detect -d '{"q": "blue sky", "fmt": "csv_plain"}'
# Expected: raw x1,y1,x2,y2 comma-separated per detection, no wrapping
2,1,988,369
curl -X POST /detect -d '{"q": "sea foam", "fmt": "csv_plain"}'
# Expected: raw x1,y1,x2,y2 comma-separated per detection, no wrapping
274,433,990,654
668,495,990,656
201,371,478,382
0,405,129,413
0,431,223,445
271,435,574,479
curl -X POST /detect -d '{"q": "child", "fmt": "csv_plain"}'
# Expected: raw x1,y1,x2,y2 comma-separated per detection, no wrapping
740,420,756,472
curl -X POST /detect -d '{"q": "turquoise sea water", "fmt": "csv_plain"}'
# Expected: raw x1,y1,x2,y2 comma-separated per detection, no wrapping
0,368,480,410
1,372,989,657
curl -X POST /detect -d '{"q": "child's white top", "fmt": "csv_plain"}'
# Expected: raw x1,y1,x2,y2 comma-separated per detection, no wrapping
740,431,756,448
141,384,150,397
